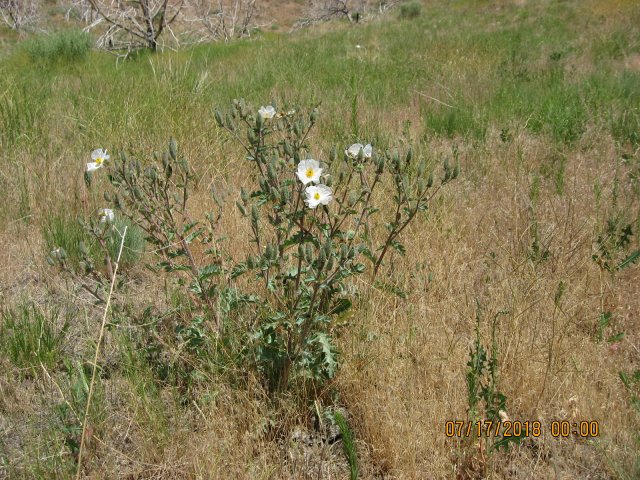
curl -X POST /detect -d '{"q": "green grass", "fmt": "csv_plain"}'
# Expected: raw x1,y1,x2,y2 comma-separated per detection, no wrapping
1,302,68,375
22,28,92,65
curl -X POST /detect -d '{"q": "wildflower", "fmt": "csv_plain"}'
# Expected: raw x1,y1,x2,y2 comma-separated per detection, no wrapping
296,159,322,185
498,410,509,422
98,208,114,224
87,149,109,172
345,143,372,159
258,105,276,119
304,184,333,209
356,44,362,49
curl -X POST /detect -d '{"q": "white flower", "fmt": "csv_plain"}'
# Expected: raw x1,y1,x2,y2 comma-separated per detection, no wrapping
296,159,323,185
87,148,109,172
98,208,114,224
258,105,276,119
356,44,362,49
345,143,372,159
304,184,333,209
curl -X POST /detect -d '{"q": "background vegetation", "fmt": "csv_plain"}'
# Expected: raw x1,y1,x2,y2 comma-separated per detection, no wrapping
0,0,639,478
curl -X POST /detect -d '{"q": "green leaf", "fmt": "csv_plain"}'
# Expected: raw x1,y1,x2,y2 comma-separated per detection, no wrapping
491,434,524,451
390,240,406,256
230,262,248,279
331,298,352,315
617,250,640,271
199,264,222,281
607,332,625,343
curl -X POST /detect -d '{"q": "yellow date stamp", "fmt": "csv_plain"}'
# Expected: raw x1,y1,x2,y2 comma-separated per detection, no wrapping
444,420,600,438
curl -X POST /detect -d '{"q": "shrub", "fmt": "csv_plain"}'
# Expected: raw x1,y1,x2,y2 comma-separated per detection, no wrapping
22,29,92,64
399,1,422,20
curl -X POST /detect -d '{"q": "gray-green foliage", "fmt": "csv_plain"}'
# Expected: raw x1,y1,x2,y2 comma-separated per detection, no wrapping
216,100,458,392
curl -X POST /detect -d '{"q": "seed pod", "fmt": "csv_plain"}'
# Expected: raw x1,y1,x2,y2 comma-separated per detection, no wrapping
348,247,355,259
247,255,255,269
417,158,426,177
348,192,358,207
318,248,326,268
293,122,302,137
215,110,224,127
267,162,276,182
323,238,332,257
134,186,143,201
248,129,257,145
376,154,385,174
169,138,178,161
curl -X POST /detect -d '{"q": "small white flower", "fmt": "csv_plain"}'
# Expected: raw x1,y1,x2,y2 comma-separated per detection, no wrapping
258,105,276,119
87,148,109,172
98,208,114,224
345,143,372,159
356,44,362,49
296,159,323,185
304,184,333,209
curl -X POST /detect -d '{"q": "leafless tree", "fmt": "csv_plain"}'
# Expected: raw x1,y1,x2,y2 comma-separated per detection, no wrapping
295,0,402,29
0,0,40,30
79,0,184,53
182,0,258,43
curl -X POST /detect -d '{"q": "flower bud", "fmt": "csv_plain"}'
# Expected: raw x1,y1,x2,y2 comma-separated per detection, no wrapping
251,205,259,224
427,173,434,188
241,188,249,204
340,244,348,260
256,114,264,130
236,201,247,216
325,255,334,271
330,147,337,162
215,110,224,127
169,138,178,161
305,244,313,262
310,108,319,124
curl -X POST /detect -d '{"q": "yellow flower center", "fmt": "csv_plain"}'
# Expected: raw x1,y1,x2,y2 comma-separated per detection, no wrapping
96,157,103,165
314,192,321,200
306,168,314,178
